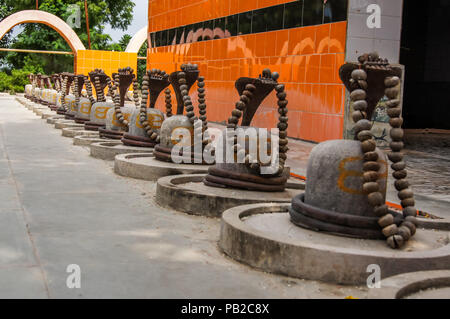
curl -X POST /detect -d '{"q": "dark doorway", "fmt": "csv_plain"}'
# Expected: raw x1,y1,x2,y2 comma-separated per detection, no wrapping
400,0,450,130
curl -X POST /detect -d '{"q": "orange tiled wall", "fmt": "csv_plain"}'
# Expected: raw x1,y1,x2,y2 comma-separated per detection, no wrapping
76,50,138,79
149,0,296,32
148,1,347,143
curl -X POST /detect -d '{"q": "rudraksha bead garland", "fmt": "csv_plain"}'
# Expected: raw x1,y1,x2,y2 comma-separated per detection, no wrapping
105,77,113,102
61,76,69,112
227,83,257,168
165,89,173,117
276,84,289,175
197,76,208,138
74,77,80,108
70,80,75,95
349,54,417,249
177,70,212,149
384,75,418,245
96,75,106,102
132,78,140,108
84,76,96,105
138,69,169,143
112,73,129,128
226,82,288,175
138,73,156,141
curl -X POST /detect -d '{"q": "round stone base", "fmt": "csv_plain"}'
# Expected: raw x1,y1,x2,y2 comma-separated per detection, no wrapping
33,108,48,116
90,142,154,161
73,136,108,146
54,120,84,130
156,174,305,217
32,106,46,113
62,127,101,138
46,116,66,124
114,154,210,181
368,270,450,299
416,215,450,231
41,111,57,119
219,203,450,285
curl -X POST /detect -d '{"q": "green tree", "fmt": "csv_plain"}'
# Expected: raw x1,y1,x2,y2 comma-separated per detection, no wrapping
1,0,135,74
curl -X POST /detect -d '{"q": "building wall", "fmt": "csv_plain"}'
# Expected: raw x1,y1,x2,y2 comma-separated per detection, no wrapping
345,0,403,63
76,50,138,79
343,0,404,145
147,0,348,142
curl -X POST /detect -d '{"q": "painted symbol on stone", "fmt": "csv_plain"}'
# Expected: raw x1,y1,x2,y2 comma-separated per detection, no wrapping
337,156,387,195
112,112,131,127
80,102,91,115
94,106,109,120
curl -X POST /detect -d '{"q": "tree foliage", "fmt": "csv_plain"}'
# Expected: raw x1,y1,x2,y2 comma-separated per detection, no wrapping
0,0,135,74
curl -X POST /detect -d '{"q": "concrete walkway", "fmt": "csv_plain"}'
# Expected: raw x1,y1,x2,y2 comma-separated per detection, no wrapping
0,95,369,299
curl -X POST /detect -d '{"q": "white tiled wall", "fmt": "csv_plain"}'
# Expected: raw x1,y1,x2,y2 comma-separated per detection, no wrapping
345,0,404,63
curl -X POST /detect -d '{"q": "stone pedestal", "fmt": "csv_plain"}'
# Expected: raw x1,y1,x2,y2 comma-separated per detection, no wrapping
155,174,304,217
219,203,450,285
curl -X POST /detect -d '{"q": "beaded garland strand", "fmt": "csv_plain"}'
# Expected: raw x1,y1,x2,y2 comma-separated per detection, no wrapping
111,67,135,128
138,69,170,143
176,65,212,150
60,76,68,112
227,70,288,176
111,72,129,128
165,88,173,117
84,76,96,105
349,53,418,249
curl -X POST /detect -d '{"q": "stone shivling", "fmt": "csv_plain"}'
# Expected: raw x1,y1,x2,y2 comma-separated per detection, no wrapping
98,67,135,140
121,68,167,148
203,68,289,192
153,63,213,164
289,52,417,249
84,69,113,132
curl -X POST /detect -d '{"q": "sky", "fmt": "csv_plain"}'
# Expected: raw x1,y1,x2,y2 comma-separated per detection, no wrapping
10,0,148,44
105,0,148,42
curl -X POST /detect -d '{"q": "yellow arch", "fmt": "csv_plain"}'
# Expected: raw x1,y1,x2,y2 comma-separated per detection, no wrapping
0,10,86,53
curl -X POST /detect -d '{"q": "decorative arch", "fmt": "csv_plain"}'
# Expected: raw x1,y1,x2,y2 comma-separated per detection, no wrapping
125,26,147,53
0,10,86,53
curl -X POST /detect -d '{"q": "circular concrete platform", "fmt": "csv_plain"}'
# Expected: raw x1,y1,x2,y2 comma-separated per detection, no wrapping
218,203,450,285
73,136,108,146
62,127,100,138
156,174,305,217
33,107,49,116
41,111,56,119
114,153,211,181
90,141,154,161
368,270,450,299
54,120,84,130
46,115,65,124
416,216,450,231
